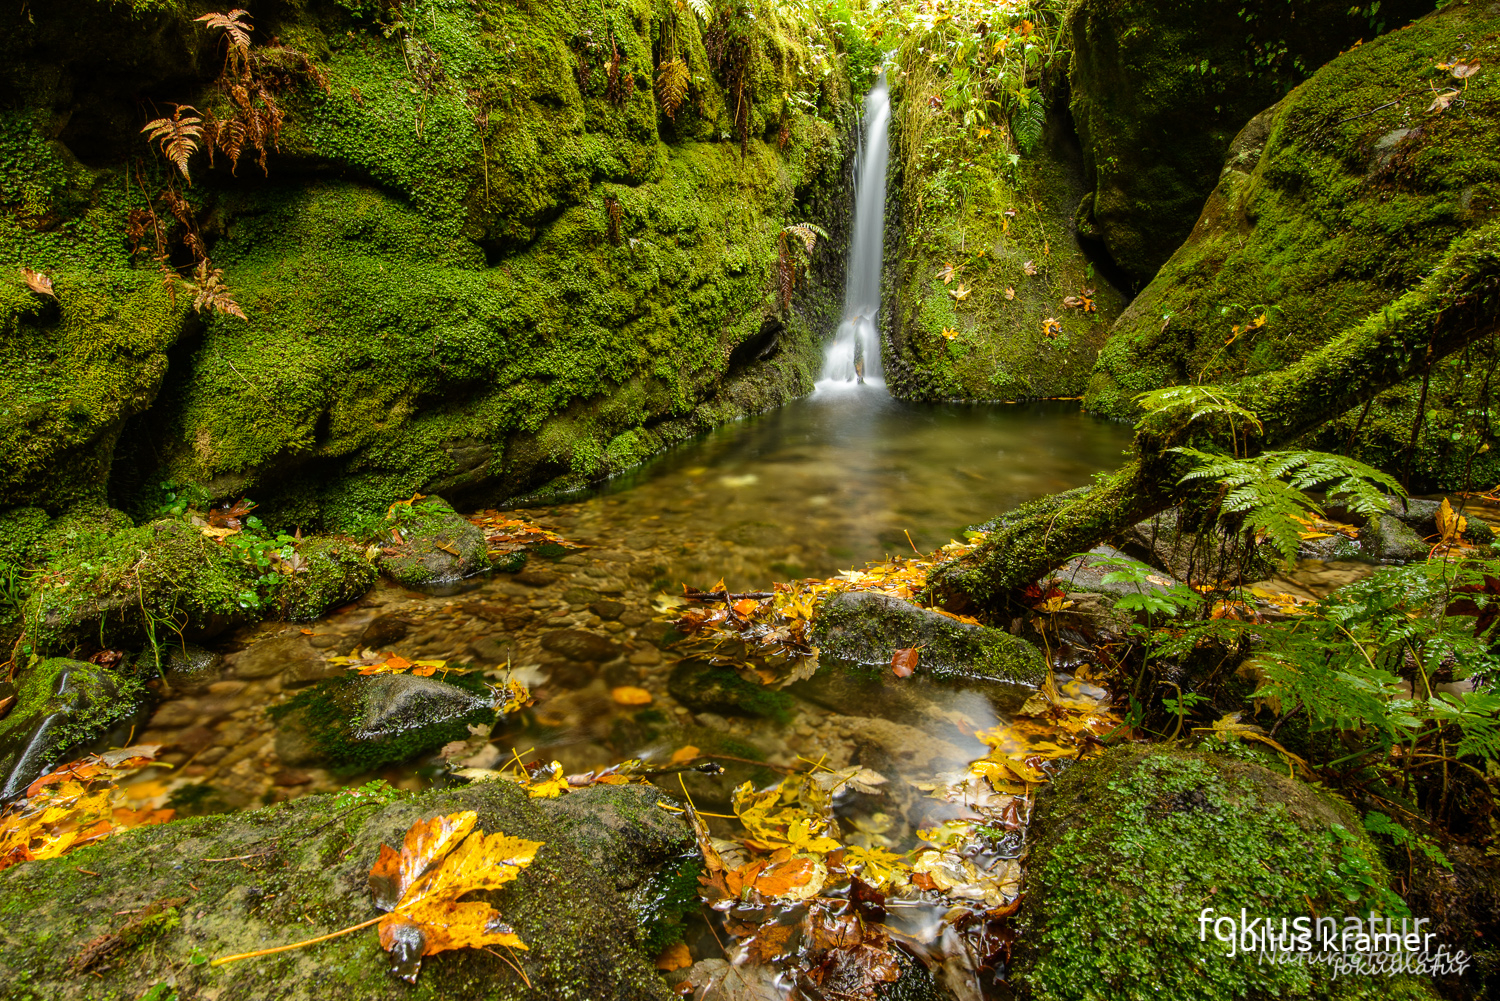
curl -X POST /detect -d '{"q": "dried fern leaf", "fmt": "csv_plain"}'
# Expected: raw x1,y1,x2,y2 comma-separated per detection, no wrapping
141,106,203,184
656,57,690,120
196,9,253,54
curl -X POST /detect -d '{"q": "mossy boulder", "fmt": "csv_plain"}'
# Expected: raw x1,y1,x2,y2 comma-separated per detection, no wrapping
667,660,796,723
375,496,488,588
1083,3,1500,490
887,66,1127,401
1067,0,1433,281
271,672,498,771
0,658,144,801
0,781,690,1000
1011,744,1438,1001
20,518,373,655
811,590,1046,686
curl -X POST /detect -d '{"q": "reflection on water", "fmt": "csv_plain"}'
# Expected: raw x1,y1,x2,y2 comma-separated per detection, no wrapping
565,386,1133,591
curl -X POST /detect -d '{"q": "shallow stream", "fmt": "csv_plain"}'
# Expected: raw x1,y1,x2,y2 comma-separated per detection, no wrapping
130,390,1131,815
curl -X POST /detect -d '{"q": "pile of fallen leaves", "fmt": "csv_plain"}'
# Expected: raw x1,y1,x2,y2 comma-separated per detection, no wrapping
670,676,1122,998
466,510,587,560
328,647,456,678
0,745,174,871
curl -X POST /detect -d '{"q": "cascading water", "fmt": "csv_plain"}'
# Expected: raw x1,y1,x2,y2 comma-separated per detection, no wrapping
822,73,891,386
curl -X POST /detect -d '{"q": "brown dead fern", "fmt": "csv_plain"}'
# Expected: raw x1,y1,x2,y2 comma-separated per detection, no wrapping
774,223,826,310
141,106,204,184
656,56,690,120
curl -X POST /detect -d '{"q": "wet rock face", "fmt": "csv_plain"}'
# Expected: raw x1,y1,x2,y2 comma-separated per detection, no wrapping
272,673,496,770
1012,745,1426,1000
812,591,1046,686
0,780,688,1000
0,659,144,802
1083,3,1500,490
1067,0,1433,281
1359,513,1430,564
376,497,491,587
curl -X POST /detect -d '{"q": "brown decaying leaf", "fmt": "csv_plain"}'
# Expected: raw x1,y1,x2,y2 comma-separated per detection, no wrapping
890,647,919,678
369,811,543,983
21,268,54,297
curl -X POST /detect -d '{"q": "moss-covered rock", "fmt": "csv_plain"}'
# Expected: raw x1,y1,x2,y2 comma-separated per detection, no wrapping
0,658,144,801
886,63,1126,401
375,496,488,588
19,518,372,656
666,659,796,723
1067,0,1433,281
1011,744,1437,1001
2,0,863,531
271,672,497,771
811,590,1046,685
1083,3,1500,490
0,780,689,1000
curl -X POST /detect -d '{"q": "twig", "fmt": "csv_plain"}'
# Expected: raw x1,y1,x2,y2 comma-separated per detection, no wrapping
681,589,775,602
200,850,277,862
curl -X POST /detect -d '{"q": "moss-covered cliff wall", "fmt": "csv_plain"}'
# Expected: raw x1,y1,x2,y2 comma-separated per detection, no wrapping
1067,0,1436,283
1,0,861,532
1084,1,1500,491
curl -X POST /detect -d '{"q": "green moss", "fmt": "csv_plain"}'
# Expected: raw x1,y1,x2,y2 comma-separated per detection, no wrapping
1014,745,1437,1001
0,781,685,999
18,517,373,655
1068,0,1434,279
1085,4,1500,490
889,68,1125,402
0,659,145,796
268,672,497,771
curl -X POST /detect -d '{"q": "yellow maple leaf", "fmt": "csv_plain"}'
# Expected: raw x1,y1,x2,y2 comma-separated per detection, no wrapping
369,811,542,983
527,763,570,799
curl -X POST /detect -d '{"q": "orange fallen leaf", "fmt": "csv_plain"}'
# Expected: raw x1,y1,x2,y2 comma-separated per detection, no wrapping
612,686,653,706
891,648,919,678
732,598,760,617
369,811,542,983
656,941,692,971
669,745,701,765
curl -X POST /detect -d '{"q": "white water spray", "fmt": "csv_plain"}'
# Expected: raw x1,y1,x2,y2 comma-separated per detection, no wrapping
822,74,891,386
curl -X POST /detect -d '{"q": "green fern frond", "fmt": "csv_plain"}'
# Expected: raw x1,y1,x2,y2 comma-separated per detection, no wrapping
1134,384,1263,435
1171,447,1405,562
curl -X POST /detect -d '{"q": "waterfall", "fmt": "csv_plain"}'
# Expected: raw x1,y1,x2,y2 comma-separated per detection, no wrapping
822,73,891,386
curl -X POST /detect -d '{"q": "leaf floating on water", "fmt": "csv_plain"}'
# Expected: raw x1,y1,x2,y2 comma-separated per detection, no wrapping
655,941,692,971
369,810,542,983
611,686,653,706
1,745,173,872
890,647,919,677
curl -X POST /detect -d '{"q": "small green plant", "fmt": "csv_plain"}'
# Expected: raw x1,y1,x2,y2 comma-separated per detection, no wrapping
332,779,402,810
1363,811,1453,870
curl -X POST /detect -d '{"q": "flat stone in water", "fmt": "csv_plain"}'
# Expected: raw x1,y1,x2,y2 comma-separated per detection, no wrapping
590,600,627,620
562,586,600,604
351,674,492,741
813,591,1046,686
514,569,560,586
540,629,623,662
